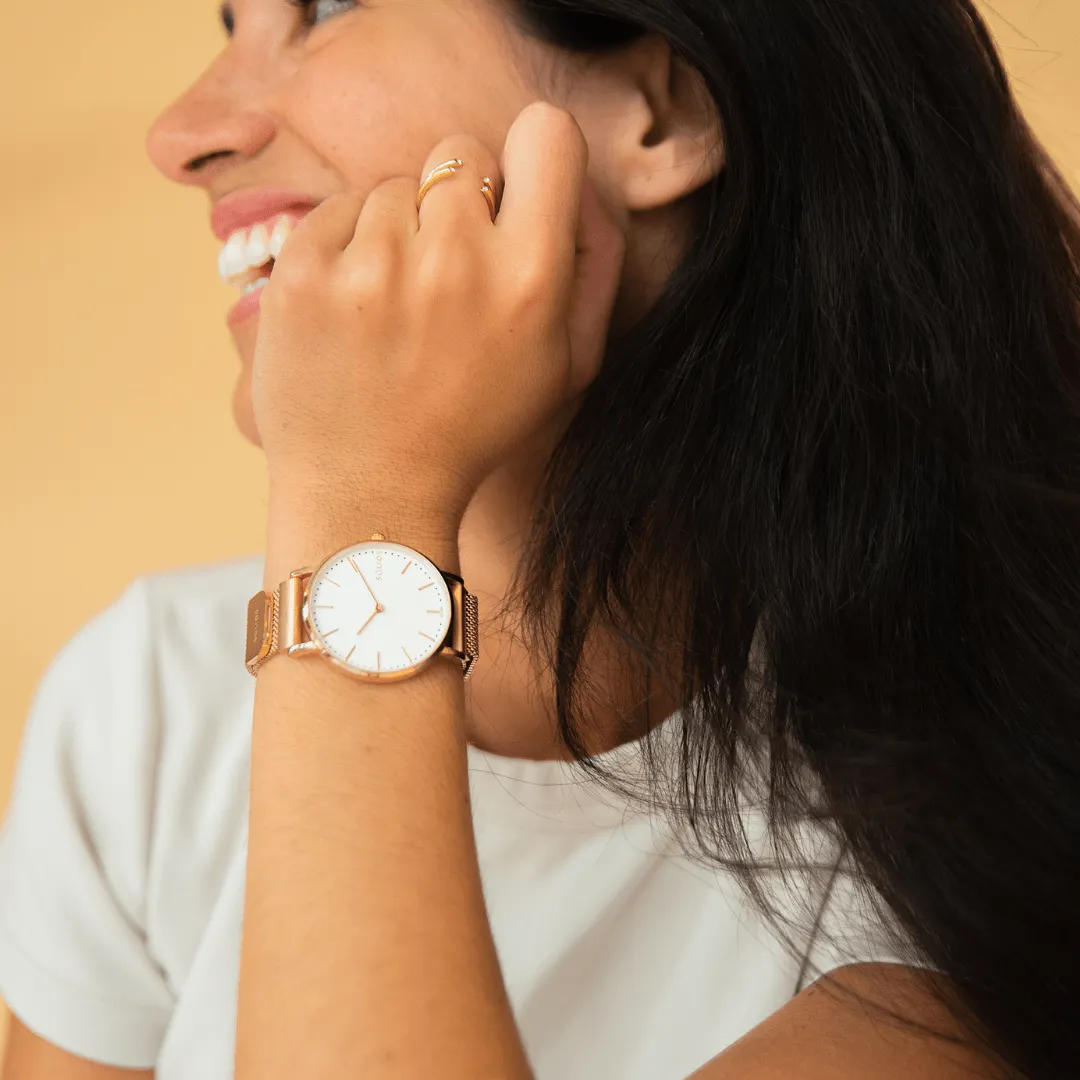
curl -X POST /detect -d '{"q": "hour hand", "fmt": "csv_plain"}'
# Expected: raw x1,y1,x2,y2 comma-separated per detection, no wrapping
356,605,381,636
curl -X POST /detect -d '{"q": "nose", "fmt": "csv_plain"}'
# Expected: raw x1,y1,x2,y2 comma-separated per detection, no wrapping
144,53,278,190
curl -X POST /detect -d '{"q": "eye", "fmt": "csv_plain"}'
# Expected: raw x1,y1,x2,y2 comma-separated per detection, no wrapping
219,2,235,37
286,0,358,29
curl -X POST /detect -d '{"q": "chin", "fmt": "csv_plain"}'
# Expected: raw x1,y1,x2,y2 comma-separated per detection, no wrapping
232,373,262,448
228,320,263,446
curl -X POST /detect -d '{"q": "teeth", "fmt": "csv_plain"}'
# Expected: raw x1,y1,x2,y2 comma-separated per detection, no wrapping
268,218,291,260
218,213,298,288
244,223,271,267
219,234,250,280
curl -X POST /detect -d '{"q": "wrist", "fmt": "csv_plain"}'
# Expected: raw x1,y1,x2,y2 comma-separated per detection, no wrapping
263,485,464,591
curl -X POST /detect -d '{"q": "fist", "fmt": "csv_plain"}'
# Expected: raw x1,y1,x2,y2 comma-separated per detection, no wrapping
250,101,627,525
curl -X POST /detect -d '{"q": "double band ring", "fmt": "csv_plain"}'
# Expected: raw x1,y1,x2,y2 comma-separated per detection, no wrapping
416,158,498,223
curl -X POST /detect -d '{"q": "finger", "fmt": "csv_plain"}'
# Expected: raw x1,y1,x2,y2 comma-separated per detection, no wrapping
566,174,628,395
281,191,365,262
414,133,504,234
347,176,416,264
495,102,589,275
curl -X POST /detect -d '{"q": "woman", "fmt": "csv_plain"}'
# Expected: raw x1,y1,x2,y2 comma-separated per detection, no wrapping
0,0,1076,1077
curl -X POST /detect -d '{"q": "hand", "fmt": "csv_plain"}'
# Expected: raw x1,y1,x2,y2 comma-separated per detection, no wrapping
355,606,380,637
250,101,627,532
352,560,382,610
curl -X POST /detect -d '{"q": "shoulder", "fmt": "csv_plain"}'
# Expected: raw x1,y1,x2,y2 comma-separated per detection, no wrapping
692,962,1001,1079
137,552,265,706
23,553,264,765
6,554,264,943
33,552,265,700
104,555,265,881
0,555,264,1066
138,552,265,663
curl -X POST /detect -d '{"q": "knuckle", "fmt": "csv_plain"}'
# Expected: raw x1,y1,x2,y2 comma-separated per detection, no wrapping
341,249,398,296
392,174,421,199
369,175,418,206
511,253,553,299
415,239,472,293
271,248,321,291
431,198,480,232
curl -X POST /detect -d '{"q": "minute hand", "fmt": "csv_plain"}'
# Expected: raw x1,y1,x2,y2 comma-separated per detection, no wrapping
351,561,385,613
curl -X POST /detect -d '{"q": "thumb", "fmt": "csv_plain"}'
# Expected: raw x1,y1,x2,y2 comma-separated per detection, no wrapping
566,174,628,396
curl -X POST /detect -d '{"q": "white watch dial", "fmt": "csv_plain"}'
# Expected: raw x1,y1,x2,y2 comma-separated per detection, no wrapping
304,541,453,675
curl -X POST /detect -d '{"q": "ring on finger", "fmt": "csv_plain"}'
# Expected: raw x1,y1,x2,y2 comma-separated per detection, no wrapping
416,158,498,224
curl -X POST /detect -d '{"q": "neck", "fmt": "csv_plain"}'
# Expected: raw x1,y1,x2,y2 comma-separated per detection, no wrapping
456,412,680,762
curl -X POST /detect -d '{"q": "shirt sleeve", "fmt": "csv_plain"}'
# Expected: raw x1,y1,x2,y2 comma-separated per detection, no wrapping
0,577,174,1068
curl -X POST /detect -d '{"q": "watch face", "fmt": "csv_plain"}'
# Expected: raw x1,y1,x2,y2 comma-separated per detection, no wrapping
304,541,453,677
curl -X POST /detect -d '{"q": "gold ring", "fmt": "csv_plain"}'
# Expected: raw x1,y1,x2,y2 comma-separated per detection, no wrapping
416,158,498,223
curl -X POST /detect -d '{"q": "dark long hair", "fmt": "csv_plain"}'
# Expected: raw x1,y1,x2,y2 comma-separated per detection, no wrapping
500,2,1080,1078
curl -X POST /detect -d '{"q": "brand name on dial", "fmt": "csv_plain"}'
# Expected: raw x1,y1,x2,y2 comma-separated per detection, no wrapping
375,553,383,581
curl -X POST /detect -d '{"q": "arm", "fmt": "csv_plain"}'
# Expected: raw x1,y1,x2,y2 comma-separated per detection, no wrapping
235,511,1001,1080
234,630,993,1080
235,103,1001,1080
232,103,618,1079
2,1015,153,1080
234,512,532,1079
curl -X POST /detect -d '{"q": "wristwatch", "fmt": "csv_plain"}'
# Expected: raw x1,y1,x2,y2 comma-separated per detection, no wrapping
245,532,479,682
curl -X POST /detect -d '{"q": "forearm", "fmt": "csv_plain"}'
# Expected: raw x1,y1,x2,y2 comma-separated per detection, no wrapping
233,506,533,1080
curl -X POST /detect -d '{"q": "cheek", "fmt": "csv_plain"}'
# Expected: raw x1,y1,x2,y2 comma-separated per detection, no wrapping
283,27,529,188
287,40,453,181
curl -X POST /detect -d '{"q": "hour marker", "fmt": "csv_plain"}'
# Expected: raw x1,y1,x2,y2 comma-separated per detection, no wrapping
346,645,356,662
347,556,361,575
418,630,436,642
426,609,440,614
323,578,340,588
377,652,381,671
401,560,412,574
314,605,335,610
418,582,434,591
322,628,339,638
402,646,412,663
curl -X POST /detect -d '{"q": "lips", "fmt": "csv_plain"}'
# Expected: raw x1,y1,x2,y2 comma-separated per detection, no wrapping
211,187,323,242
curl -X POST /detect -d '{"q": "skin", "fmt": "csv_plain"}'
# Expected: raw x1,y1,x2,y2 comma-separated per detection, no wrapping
2,1,999,1076
142,0,723,762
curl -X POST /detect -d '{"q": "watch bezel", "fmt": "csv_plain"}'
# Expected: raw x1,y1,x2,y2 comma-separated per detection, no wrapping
301,540,454,682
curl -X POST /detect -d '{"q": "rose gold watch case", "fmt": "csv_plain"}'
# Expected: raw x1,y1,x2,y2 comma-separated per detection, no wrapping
246,537,478,681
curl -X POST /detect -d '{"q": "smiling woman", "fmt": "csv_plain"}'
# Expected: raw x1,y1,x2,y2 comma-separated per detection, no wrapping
0,1,1078,1079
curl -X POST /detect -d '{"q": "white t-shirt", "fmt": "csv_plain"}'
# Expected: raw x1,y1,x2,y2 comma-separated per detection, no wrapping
0,556,927,1079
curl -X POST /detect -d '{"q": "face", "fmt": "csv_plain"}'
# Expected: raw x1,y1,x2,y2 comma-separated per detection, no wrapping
146,0,720,449
146,0,564,446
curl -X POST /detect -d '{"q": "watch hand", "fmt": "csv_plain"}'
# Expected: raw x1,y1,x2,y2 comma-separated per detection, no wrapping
356,606,382,636
356,567,382,608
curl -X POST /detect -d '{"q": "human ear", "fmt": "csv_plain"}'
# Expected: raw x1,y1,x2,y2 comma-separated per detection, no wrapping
567,33,725,214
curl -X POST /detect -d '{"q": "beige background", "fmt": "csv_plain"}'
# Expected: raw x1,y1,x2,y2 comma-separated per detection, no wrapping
1,0,1077,1061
